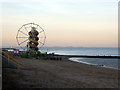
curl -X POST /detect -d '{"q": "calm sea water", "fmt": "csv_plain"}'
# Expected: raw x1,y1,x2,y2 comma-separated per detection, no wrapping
40,47,119,69
40,47,118,56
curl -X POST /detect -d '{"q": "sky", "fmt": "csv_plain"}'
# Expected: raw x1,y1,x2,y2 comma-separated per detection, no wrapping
1,0,119,47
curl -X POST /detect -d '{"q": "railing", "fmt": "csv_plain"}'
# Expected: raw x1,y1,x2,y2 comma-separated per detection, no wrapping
0,50,24,69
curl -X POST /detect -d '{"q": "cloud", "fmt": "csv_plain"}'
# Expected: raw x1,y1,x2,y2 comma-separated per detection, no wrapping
9,0,71,16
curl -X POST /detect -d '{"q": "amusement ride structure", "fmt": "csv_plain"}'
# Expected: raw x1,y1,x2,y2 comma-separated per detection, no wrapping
16,23,46,54
28,27,39,53
1,23,61,71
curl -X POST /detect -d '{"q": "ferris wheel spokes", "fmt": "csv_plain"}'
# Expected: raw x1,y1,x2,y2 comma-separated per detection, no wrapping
18,39,29,45
16,37,28,38
23,25,29,33
17,23,46,50
39,41,44,45
39,37,46,38
19,31,28,36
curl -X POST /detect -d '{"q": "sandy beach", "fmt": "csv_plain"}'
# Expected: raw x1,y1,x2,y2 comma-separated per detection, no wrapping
2,54,118,88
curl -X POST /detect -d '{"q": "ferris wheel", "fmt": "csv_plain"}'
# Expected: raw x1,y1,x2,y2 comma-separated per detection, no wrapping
16,23,46,50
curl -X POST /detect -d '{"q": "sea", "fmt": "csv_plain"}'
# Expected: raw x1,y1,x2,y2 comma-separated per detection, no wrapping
39,47,119,70
2,47,120,70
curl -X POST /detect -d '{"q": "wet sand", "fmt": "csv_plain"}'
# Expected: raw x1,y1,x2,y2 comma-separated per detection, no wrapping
2,55,118,88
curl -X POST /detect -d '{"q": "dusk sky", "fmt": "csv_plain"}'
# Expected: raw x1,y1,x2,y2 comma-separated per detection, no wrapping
1,0,118,47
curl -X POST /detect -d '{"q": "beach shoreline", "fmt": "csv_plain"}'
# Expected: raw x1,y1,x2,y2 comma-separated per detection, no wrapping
2,54,119,88
68,57,119,70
